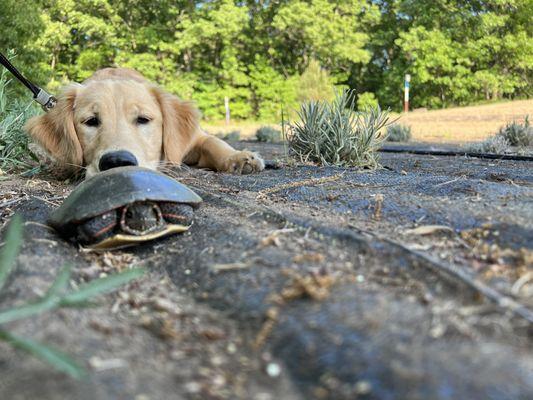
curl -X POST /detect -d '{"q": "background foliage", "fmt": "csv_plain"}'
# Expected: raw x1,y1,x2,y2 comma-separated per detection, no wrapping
1,0,531,120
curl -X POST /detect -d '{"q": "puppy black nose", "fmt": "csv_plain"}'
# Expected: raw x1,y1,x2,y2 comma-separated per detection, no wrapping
99,151,138,171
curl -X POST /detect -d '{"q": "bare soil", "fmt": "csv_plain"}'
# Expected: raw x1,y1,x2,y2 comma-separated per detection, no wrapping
0,142,532,399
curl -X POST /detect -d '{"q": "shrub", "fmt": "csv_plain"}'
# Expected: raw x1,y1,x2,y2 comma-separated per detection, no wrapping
466,135,510,154
223,130,241,142
287,89,390,168
297,60,335,103
497,116,532,147
386,124,412,142
466,116,532,154
249,57,299,121
357,92,379,111
256,126,282,142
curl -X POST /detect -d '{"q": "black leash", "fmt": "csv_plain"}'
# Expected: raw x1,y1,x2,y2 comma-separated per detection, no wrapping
0,51,56,111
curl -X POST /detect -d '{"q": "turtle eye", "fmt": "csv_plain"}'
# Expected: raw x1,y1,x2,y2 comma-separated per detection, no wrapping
136,116,151,125
83,116,100,127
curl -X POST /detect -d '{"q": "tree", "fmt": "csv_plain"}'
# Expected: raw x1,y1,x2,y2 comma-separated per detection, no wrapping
361,0,532,109
272,0,379,78
0,0,46,91
2,0,530,117
297,60,335,103
249,56,298,121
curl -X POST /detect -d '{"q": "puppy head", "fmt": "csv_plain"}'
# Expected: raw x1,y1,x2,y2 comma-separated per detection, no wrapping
25,77,200,178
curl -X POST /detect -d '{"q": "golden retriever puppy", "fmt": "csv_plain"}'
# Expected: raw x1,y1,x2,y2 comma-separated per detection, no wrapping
24,68,264,178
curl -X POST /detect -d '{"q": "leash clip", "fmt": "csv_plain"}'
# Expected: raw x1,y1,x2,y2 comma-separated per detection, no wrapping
34,88,57,111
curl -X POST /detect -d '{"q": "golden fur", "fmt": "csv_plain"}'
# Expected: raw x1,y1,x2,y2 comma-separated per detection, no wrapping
25,68,264,178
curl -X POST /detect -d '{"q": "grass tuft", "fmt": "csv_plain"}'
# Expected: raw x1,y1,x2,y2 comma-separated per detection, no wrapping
0,215,145,378
256,126,282,142
466,115,532,154
0,67,40,173
0,214,23,292
216,130,241,142
497,116,532,147
466,135,510,154
386,123,412,142
286,89,390,168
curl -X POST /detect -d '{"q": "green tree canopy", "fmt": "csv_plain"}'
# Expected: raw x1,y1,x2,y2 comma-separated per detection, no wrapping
1,0,531,118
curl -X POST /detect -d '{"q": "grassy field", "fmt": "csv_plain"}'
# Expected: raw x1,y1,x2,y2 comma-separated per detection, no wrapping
204,99,532,144
398,99,532,143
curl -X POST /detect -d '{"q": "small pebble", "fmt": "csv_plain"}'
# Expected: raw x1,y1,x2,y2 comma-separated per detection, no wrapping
354,380,372,394
356,275,365,283
266,362,281,378
212,374,226,387
184,381,201,394
313,387,329,399
227,342,237,354
211,355,225,366
254,394,273,400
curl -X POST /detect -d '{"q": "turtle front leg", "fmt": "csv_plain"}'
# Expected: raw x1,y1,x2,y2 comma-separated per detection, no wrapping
76,210,117,245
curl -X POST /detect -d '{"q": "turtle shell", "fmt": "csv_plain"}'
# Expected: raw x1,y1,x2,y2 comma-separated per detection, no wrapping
49,166,202,248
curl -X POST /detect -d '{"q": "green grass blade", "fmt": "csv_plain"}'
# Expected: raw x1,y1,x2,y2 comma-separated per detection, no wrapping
61,267,145,305
0,295,61,325
0,329,86,379
0,267,144,323
58,300,100,309
0,214,23,293
0,265,71,325
44,264,73,300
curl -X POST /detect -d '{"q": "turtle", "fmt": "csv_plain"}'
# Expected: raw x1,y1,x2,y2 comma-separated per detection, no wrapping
49,166,202,249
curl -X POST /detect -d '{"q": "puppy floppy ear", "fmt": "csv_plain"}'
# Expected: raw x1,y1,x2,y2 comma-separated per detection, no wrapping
24,84,83,170
151,86,200,164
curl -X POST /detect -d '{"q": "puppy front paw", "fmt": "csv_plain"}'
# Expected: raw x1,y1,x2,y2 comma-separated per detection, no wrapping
223,151,265,174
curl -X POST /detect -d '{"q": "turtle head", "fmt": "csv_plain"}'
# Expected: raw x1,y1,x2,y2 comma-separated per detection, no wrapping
120,202,163,235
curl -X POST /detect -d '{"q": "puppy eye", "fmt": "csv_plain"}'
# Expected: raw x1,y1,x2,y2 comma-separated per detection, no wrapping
136,116,151,125
83,116,100,127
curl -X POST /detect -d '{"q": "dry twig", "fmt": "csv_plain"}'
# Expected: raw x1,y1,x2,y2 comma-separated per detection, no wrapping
256,173,344,199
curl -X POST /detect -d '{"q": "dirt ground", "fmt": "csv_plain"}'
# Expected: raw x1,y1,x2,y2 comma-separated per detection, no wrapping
0,142,532,399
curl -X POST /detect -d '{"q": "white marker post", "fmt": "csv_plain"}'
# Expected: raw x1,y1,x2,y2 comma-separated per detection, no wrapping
224,96,230,125
404,74,411,113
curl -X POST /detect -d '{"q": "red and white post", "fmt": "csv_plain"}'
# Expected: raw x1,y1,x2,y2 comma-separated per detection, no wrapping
404,74,411,113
